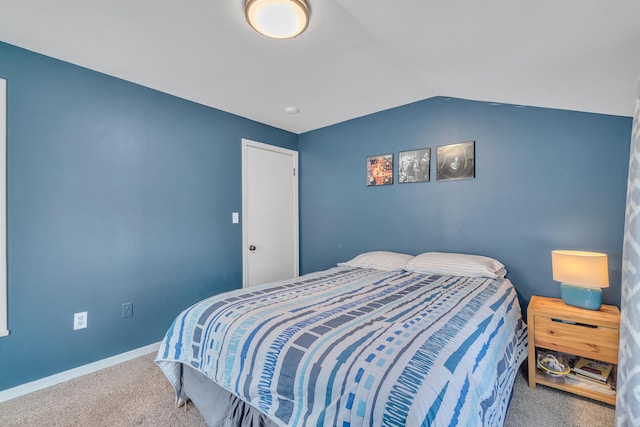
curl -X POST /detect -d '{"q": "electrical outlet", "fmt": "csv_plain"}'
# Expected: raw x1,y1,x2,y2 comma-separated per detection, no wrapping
122,302,133,318
74,312,87,330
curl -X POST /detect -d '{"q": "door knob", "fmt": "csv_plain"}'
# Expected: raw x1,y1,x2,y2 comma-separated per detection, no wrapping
249,245,256,251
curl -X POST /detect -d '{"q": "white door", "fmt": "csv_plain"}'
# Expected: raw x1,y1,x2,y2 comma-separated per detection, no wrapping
242,139,299,288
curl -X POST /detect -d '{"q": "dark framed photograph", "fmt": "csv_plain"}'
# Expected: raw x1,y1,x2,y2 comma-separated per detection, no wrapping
436,141,475,181
366,153,394,186
399,148,430,183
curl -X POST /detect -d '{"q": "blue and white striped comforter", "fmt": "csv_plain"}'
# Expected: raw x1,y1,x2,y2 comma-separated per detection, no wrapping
156,267,528,426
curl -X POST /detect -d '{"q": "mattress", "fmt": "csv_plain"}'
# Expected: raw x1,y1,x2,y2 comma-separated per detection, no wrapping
156,266,528,426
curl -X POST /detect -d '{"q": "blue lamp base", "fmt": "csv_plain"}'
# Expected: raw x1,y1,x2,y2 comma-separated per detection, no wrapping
560,283,603,310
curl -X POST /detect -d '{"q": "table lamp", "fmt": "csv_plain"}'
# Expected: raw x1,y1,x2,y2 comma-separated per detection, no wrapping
551,250,609,310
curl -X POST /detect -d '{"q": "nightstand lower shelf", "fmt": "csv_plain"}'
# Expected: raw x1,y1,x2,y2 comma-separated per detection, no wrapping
532,368,616,405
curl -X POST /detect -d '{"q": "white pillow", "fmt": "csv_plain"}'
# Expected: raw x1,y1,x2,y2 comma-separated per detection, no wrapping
338,251,415,271
404,252,506,278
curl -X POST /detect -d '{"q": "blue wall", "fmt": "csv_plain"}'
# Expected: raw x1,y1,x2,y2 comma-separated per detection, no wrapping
0,41,297,391
299,97,631,310
0,40,633,392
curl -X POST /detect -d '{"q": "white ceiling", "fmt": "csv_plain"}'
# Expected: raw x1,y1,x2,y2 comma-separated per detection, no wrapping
1,1,639,134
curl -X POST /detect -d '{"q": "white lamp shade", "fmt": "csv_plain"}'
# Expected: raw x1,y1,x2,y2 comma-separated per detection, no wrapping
245,0,310,39
551,250,609,288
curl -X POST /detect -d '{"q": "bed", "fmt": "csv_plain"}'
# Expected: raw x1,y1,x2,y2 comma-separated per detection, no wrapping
156,251,528,426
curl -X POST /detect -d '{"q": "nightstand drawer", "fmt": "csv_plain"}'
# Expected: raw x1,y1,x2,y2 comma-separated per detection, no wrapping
534,315,619,363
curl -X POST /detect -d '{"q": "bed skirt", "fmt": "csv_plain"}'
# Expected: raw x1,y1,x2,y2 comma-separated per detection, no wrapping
183,364,279,427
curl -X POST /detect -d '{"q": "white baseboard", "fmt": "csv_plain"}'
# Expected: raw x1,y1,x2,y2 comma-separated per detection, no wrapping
0,341,161,403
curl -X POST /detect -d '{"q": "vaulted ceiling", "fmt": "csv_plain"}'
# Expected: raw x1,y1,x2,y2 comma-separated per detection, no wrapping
1,1,639,133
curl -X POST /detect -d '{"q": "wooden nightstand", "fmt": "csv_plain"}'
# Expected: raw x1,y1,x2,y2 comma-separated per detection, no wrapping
527,295,620,405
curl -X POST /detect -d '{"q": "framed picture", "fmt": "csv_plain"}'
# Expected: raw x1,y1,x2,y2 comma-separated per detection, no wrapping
366,153,394,186
436,141,475,181
399,148,430,183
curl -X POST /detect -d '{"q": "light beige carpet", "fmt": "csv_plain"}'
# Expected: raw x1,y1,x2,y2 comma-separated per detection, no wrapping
0,353,206,427
0,353,615,426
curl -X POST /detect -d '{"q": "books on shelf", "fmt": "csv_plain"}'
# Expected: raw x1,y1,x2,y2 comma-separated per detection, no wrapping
564,372,615,396
567,371,607,385
572,357,613,383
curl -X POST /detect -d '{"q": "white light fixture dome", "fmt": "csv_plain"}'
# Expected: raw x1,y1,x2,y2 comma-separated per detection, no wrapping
245,0,310,39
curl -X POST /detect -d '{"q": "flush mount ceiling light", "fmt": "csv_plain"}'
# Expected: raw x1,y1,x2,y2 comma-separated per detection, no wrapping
245,0,310,39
